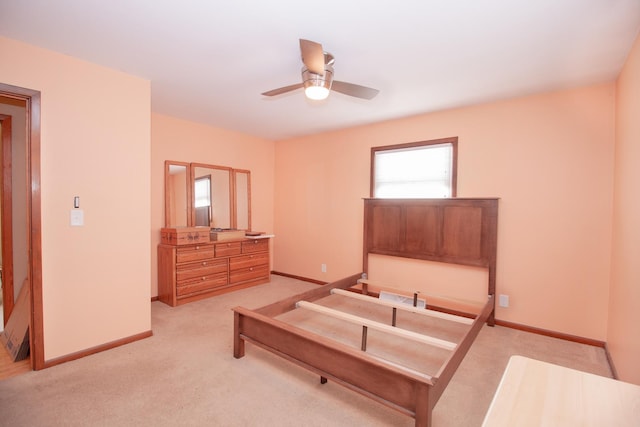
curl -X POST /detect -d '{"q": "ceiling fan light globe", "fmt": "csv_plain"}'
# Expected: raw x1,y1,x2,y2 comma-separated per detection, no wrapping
305,86,330,100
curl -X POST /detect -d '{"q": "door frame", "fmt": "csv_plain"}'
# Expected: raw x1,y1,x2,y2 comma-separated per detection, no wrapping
0,82,43,371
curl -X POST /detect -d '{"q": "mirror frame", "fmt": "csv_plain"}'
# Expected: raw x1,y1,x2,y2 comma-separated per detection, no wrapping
164,160,251,230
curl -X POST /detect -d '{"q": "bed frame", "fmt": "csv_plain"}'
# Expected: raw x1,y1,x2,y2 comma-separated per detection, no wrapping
233,198,498,426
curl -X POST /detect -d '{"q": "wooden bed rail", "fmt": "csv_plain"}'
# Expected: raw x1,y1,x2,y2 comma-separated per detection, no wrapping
431,294,494,404
233,305,436,423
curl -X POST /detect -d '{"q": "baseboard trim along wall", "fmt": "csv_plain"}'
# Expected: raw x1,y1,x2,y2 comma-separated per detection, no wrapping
494,319,606,348
43,330,153,369
270,271,327,285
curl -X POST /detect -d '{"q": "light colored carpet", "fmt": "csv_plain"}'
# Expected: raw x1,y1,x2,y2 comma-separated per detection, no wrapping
0,276,611,426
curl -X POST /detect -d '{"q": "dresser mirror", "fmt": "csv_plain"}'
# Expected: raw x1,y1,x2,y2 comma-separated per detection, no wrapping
164,160,251,230
234,169,251,230
192,163,232,228
164,161,191,228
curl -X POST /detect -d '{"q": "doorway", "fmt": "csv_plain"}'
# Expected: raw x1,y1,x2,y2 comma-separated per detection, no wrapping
1,100,29,331
0,83,43,373
1,112,16,328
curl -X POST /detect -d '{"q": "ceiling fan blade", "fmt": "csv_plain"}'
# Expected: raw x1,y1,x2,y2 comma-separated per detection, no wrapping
331,81,379,100
261,83,304,97
299,39,325,75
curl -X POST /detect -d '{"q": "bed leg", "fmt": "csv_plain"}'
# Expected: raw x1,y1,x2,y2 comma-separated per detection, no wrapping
487,312,496,327
487,295,496,326
320,376,327,384
414,383,431,427
233,311,245,358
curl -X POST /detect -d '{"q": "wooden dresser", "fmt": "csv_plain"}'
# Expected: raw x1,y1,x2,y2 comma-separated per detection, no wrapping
157,237,270,306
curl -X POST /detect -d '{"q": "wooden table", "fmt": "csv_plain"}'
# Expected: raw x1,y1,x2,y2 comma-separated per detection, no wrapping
482,355,640,427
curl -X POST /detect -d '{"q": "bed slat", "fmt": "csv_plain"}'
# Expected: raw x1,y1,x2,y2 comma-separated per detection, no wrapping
357,278,485,312
330,288,474,325
296,300,457,351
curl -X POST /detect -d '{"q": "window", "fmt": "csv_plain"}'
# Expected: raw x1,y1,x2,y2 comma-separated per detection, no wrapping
371,137,457,198
194,175,212,227
194,175,211,208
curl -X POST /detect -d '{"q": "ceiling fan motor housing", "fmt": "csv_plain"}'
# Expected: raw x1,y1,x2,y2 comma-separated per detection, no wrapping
302,64,334,92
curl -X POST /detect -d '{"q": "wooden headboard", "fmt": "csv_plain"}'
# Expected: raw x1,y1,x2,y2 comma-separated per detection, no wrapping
363,198,499,296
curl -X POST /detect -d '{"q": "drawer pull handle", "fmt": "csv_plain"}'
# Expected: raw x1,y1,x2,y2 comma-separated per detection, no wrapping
202,276,206,281
202,262,207,266
195,246,200,250
250,267,253,271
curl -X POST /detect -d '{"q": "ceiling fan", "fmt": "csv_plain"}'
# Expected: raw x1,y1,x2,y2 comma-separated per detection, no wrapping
262,39,379,101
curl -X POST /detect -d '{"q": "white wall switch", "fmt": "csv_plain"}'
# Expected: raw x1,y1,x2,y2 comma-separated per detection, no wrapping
70,209,84,226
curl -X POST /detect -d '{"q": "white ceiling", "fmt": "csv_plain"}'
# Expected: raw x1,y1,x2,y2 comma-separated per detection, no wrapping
1,1,639,140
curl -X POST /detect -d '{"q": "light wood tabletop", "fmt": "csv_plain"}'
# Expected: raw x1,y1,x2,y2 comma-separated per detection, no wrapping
482,355,640,427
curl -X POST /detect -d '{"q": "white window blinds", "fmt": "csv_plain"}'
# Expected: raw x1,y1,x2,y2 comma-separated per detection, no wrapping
374,142,453,198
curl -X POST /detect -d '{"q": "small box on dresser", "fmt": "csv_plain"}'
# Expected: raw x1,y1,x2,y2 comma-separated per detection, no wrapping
160,227,210,245
210,229,246,241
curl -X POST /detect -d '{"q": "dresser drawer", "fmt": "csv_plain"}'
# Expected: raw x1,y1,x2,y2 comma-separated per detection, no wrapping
241,239,269,254
158,236,270,307
176,244,216,263
176,259,228,283
215,241,242,257
230,265,270,284
176,274,228,297
229,252,269,271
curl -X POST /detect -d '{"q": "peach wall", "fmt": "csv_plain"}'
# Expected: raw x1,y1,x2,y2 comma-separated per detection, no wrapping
275,83,615,341
0,37,151,360
609,34,640,385
150,113,274,297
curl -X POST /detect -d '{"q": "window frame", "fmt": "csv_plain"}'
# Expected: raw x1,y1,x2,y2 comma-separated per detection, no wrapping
370,136,458,198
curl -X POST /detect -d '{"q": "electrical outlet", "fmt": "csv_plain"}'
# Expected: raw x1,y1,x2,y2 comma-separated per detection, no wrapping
499,294,509,308
321,263,327,273
70,209,84,226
